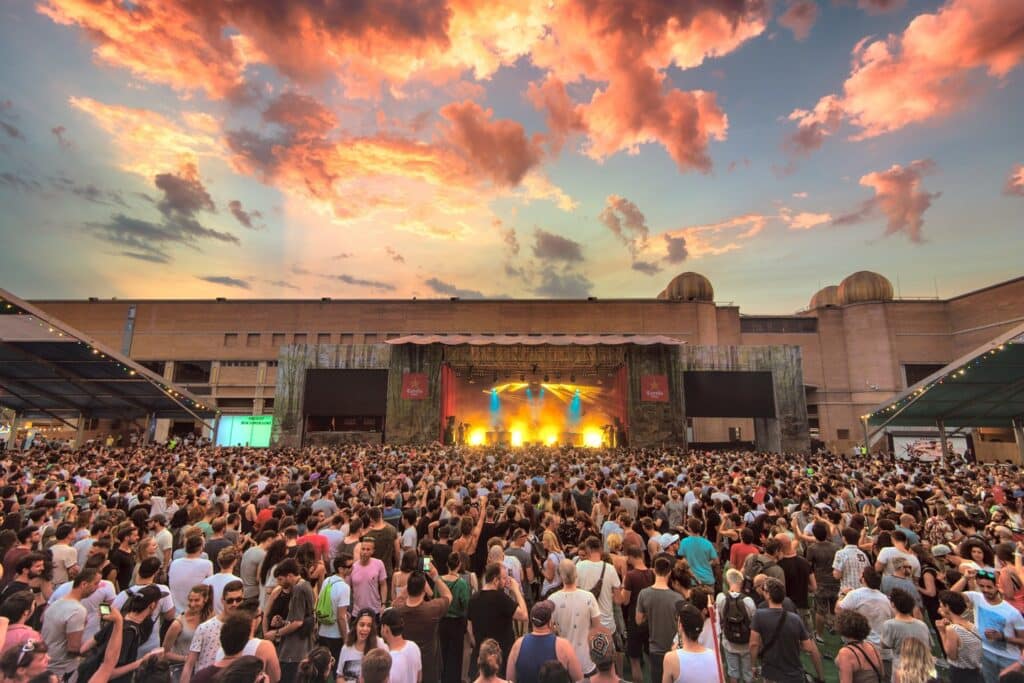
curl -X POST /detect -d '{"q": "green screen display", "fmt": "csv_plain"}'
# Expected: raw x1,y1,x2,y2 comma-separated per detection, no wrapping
216,415,273,448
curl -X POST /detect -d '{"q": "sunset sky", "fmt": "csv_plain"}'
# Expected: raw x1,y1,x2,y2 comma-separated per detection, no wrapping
1,0,1021,312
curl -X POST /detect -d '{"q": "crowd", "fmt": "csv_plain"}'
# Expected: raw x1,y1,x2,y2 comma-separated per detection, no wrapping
0,439,1020,683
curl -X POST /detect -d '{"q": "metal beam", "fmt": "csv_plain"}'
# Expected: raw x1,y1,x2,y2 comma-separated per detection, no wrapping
0,370,91,412
0,383,78,430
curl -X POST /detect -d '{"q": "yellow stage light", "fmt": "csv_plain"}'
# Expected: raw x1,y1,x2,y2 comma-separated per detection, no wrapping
583,429,603,448
468,429,486,446
511,430,524,447
545,434,557,446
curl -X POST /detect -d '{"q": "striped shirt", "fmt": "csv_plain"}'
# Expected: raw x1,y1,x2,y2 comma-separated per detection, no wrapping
949,624,983,670
833,544,870,591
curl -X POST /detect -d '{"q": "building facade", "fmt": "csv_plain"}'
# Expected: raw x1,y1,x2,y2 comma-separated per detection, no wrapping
31,270,1024,454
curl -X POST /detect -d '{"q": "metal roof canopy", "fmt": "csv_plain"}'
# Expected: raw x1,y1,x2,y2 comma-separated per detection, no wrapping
387,334,686,346
0,288,216,425
867,320,1024,429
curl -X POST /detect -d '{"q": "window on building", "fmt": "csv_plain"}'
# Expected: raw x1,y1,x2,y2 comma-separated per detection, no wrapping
386,333,400,340
266,360,279,367
808,417,819,429
340,334,354,345
186,385,212,395
294,333,307,344
740,317,818,333
173,361,211,384
903,363,947,387
138,360,166,377
246,333,261,348
271,333,285,346
364,334,377,344
216,398,254,410
807,404,818,415
317,333,331,344
837,428,851,440
262,398,275,411
224,333,239,347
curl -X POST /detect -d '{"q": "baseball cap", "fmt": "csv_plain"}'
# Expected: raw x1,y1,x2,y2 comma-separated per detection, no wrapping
589,631,614,667
658,533,680,549
531,600,554,627
932,544,952,557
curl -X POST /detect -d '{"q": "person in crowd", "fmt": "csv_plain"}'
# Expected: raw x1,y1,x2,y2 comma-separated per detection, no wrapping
0,591,40,652
716,568,756,683
951,566,1024,683
678,518,718,588
162,584,214,680
336,608,387,683
472,637,507,683
202,547,242,616
837,567,895,650
439,552,471,683
180,580,245,683
935,590,984,683
110,556,177,657
189,611,257,682
168,534,214,614
379,609,422,683
265,558,316,683
506,600,582,683
881,588,932,677
351,536,388,616
892,637,937,683
834,610,885,683
749,578,825,683
360,648,393,683
40,567,101,679
393,562,452,683
834,527,871,595
315,555,352,664
468,560,527,677
636,554,684,683
548,557,601,678
663,602,720,683
806,521,840,641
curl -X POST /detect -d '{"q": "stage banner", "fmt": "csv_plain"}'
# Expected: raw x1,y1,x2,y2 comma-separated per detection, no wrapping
641,374,669,402
401,373,428,400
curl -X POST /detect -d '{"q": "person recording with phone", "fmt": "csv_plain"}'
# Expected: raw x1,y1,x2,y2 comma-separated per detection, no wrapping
393,557,453,683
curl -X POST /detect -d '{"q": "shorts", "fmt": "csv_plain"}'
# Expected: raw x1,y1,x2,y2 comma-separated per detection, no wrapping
625,623,649,659
724,649,753,683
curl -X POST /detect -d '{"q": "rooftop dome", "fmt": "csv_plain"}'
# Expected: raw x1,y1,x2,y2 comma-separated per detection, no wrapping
809,285,840,309
838,271,894,305
658,272,714,302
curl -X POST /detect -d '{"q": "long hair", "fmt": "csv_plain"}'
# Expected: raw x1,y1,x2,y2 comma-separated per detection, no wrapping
477,638,503,678
259,539,288,585
190,584,214,622
297,646,333,682
346,609,380,651
894,637,935,683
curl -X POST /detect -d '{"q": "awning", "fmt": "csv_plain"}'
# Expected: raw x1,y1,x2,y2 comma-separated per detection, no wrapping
386,334,686,346
0,288,216,424
866,321,1024,428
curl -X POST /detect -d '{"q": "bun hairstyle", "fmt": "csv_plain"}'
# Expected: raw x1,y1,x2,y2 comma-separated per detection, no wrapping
297,646,334,682
477,638,504,677
676,602,704,642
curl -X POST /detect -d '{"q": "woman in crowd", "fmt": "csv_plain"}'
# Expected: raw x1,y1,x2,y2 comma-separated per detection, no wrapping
835,610,884,683
296,646,334,683
936,590,983,683
540,530,564,598
257,538,289,613
472,638,506,683
0,640,49,683
336,609,386,683
662,603,718,683
162,584,214,681
892,637,937,683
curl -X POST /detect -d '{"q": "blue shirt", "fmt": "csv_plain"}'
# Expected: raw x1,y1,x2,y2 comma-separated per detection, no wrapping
678,535,717,585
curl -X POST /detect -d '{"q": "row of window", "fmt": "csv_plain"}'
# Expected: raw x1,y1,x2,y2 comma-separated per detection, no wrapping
224,332,406,347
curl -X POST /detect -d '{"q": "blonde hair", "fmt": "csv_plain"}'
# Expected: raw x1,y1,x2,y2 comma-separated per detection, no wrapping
477,638,504,678
725,568,744,588
543,530,563,553
894,637,935,683
607,533,622,553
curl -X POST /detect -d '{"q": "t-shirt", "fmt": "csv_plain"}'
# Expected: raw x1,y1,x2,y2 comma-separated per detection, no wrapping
678,535,717,585
550,588,601,673
189,617,225,672
204,537,232,569
730,542,760,572
168,557,214,613
468,589,518,663
239,546,266,600
388,640,423,683
318,528,345,562
336,644,388,683
351,558,387,614
966,591,1024,661
833,545,870,592
876,547,921,579
40,598,87,675
751,607,808,683
880,618,931,663
838,588,893,646
401,526,417,551
109,548,134,591
396,596,450,683
880,575,923,609
367,525,398,575
317,575,352,639
636,586,684,655
778,556,813,609
154,528,174,562
202,573,242,615
279,579,315,662
805,541,839,595
623,568,655,625
49,543,78,586
576,559,621,632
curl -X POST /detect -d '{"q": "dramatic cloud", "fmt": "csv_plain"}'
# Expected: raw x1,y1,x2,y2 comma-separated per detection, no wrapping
328,274,397,291
664,235,688,263
599,194,649,254
832,159,939,242
441,101,544,186
791,0,1024,144
385,246,406,263
526,77,586,155
51,125,73,150
532,228,584,262
198,275,251,289
533,266,593,298
227,200,262,229
424,277,485,298
779,0,819,41
1004,165,1024,196
262,92,338,138
779,207,833,230
0,100,23,140
155,163,215,219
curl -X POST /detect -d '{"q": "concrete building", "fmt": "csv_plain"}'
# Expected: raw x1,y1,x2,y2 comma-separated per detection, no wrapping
29,270,1024,456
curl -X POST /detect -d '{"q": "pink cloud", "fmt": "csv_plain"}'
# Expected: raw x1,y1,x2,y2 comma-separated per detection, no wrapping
440,101,544,186
1004,164,1024,196
779,0,819,41
790,0,1024,143
834,159,940,242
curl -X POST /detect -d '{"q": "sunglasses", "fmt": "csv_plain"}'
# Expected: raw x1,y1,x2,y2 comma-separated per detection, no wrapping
977,569,997,581
224,597,244,605
17,640,44,667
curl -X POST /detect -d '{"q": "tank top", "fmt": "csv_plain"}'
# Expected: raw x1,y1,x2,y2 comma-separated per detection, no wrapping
671,648,718,683
515,632,557,683
215,637,263,661
841,642,883,683
949,624,983,670
170,616,198,657
541,552,565,595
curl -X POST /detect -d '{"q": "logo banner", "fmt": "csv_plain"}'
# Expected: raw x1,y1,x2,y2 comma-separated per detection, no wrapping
641,374,669,402
401,373,428,400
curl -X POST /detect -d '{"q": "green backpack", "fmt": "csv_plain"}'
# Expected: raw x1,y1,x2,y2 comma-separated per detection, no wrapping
315,577,337,625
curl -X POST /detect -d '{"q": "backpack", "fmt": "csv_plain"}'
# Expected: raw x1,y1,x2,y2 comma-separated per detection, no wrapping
315,577,337,625
742,555,776,596
722,594,752,644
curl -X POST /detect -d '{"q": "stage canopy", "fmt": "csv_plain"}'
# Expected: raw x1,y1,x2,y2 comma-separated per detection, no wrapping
387,334,685,346
0,289,215,424
866,321,1024,428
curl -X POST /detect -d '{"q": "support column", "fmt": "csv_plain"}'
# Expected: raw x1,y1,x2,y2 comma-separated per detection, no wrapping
212,414,221,446
5,412,16,452
74,413,86,448
937,419,950,464
144,412,156,445
754,417,782,453
1013,417,1024,465
861,416,871,457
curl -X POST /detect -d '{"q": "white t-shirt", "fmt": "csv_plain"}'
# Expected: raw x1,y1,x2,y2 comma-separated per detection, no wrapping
966,591,1024,661
202,573,242,615
575,559,621,632
388,640,422,683
838,587,894,646
154,528,174,562
876,547,921,578
49,543,78,585
112,583,175,655
168,557,214,613
317,575,352,639
336,645,388,683
401,526,417,551
318,528,345,562
549,588,601,674
49,579,117,641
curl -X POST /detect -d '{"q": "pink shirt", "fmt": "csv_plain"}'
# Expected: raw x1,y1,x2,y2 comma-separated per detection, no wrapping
4,623,41,652
350,558,387,614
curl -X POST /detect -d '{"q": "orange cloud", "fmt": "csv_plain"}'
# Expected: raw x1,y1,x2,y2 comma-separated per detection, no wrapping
833,159,940,242
1005,164,1024,196
779,207,832,230
440,101,544,186
790,0,1024,143
779,0,819,41
654,213,769,258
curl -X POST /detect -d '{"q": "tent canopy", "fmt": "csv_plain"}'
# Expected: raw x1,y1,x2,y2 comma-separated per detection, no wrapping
867,321,1024,428
0,289,215,423
387,334,685,346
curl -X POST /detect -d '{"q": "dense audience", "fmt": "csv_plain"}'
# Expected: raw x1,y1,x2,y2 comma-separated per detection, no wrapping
0,439,1020,683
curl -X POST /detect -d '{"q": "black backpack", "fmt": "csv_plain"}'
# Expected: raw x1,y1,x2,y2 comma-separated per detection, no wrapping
722,594,752,644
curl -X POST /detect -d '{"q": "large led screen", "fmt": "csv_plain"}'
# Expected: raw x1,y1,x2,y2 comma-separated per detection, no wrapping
683,371,776,417
216,415,273,447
